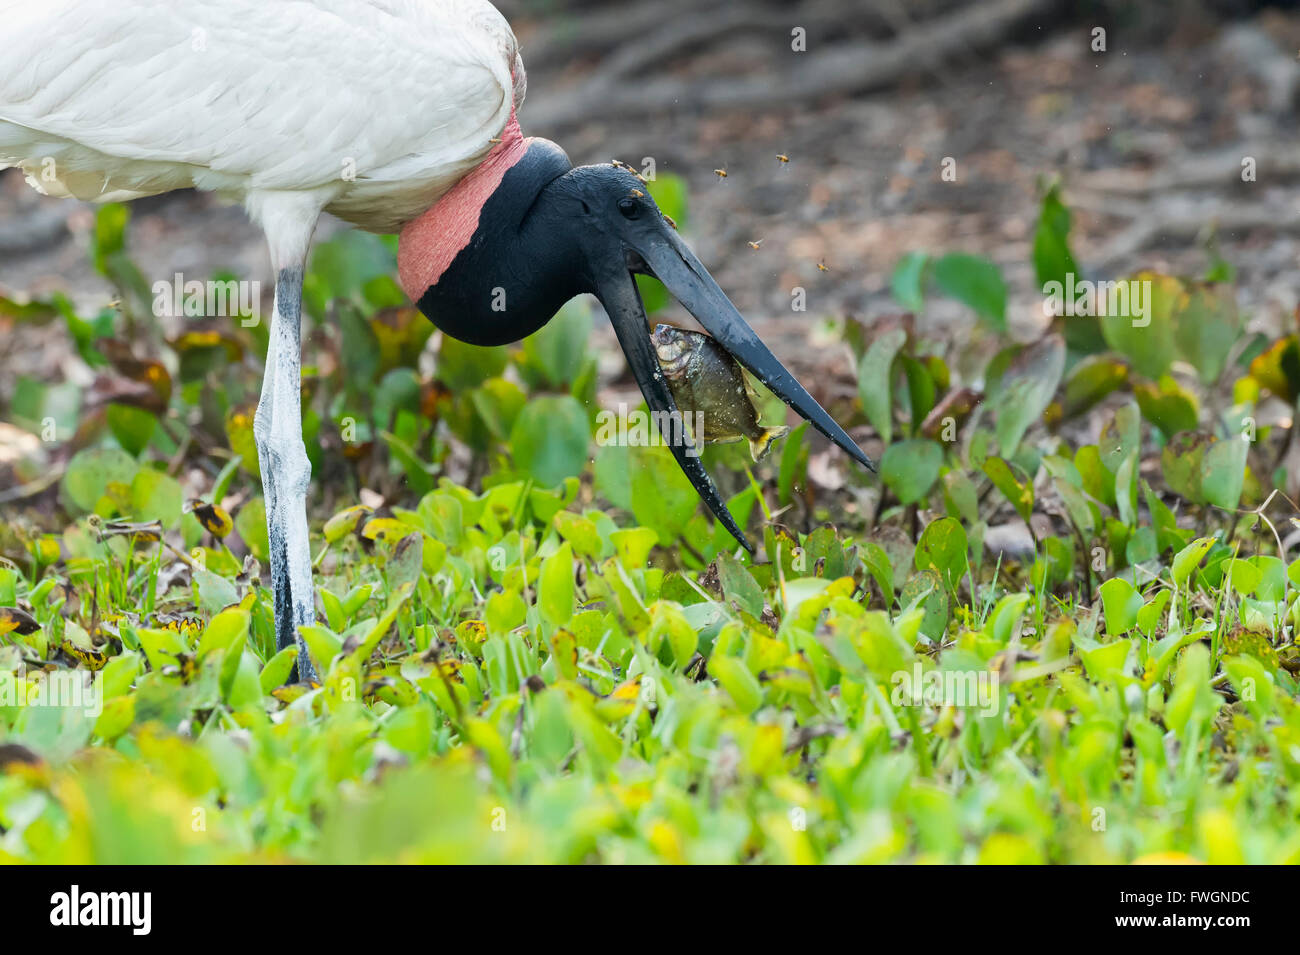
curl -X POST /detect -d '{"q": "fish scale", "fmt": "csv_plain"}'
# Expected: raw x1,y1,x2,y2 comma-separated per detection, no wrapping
652,324,789,461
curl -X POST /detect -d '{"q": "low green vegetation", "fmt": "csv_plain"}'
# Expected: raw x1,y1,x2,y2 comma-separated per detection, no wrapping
1,178,1297,863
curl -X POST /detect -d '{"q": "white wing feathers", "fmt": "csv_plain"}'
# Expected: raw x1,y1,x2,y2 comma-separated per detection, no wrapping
0,0,525,231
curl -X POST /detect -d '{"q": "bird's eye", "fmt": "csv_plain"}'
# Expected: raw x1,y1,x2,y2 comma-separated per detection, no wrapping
617,197,640,219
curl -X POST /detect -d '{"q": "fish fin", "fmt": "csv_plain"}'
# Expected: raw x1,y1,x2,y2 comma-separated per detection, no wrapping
748,426,790,461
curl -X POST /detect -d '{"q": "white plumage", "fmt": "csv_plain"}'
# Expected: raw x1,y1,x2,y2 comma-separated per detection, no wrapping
0,0,529,682
0,0,525,232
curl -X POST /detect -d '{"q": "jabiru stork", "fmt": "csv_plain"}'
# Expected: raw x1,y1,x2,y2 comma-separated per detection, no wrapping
0,0,874,683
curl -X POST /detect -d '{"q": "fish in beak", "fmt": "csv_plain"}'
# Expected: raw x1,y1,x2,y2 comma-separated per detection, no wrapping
651,323,789,461
571,165,875,551
402,145,874,553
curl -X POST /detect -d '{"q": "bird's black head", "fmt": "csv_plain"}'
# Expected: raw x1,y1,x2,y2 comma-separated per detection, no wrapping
400,137,578,346
400,138,874,550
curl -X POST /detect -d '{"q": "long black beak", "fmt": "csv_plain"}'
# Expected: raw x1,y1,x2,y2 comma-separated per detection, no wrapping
636,228,876,473
590,221,874,554
594,265,754,552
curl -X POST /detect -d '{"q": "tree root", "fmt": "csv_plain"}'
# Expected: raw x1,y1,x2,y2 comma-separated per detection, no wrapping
527,0,1058,128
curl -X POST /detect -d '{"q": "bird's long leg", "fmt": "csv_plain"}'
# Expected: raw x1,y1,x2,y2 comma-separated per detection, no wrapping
255,264,318,684
250,190,332,685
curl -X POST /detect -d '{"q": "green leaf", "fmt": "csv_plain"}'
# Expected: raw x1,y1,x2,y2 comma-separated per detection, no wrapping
99,651,141,700
987,593,1031,645
348,589,410,665
130,468,182,528
942,469,980,524
1134,376,1199,437
777,421,810,506
1224,558,1261,597
1047,467,1096,539
259,646,299,693
438,335,508,391
915,517,968,597
1248,556,1286,602
1248,335,1300,403
192,567,238,615
235,497,270,564
1114,452,1139,528
1059,356,1129,421
862,542,895,607
890,252,928,312
1101,403,1141,525
486,589,527,635
385,533,424,591
651,603,699,668
61,447,139,514
1098,578,1142,634
363,275,408,309
91,203,130,272
648,171,689,227
197,606,250,662
518,300,593,389
900,355,938,433
709,655,763,715
933,253,1006,331
134,626,189,674
1174,282,1241,384
900,570,949,641
336,302,381,386
1077,637,1132,684
1161,431,1212,505
610,527,658,568
225,405,261,480
305,230,397,317
1137,591,1172,637
982,456,1034,525
1166,643,1218,734
1288,555,1300,591
106,403,156,456
1172,537,1215,588
510,395,590,486
1032,182,1077,290
553,511,601,558
1099,271,1180,380
593,443,632,511
715,551,764,617
538,542,576,627
469,377,527,442
880,439,943,507
629,444,699,541
372,368,421,432
1224,655,1274,720
1201,433,1248,511
94,696,136,741
857,328,907,446
991,334,1064,456
1142,480,1185,554
1076,444,1115,509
